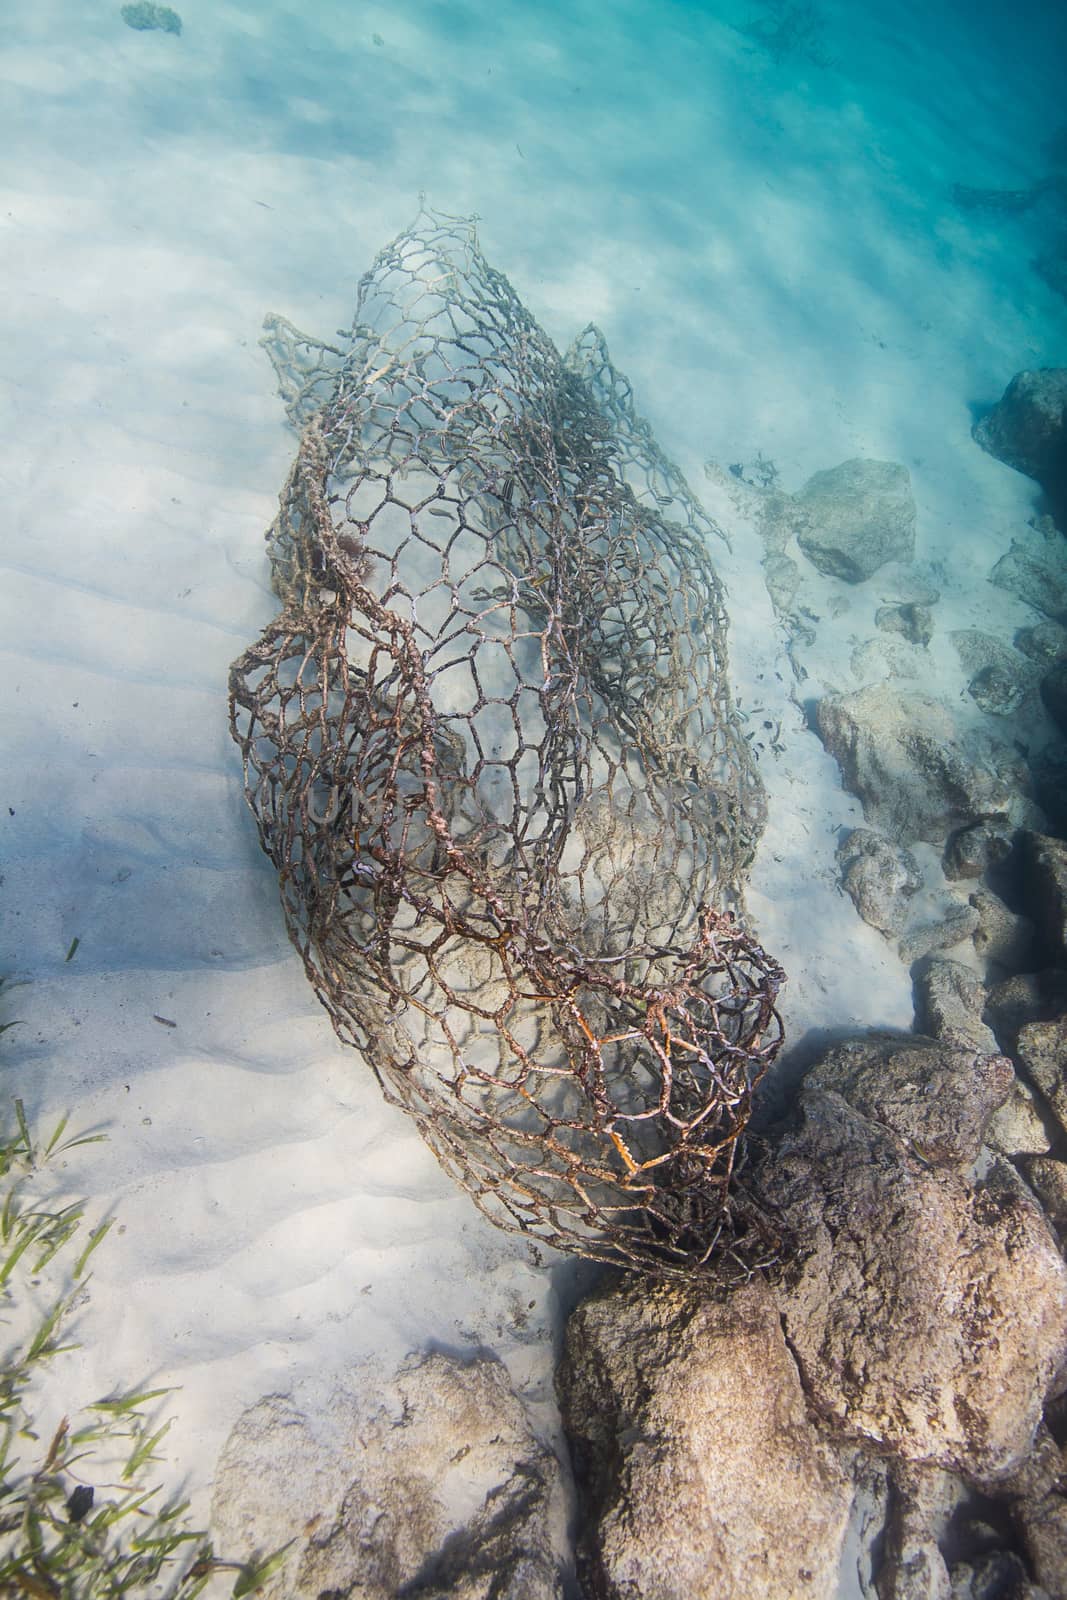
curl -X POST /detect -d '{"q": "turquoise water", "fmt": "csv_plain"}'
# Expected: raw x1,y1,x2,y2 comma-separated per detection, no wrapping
1,2,1066,1590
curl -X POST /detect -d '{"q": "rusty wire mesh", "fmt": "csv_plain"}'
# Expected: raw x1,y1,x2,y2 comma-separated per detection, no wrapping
229,210,786,1277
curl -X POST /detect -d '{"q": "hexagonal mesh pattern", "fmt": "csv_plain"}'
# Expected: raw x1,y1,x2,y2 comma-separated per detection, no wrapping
229,211,785,1277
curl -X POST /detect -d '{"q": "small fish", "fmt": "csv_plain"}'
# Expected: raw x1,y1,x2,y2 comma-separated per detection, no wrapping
152,1013,177,1028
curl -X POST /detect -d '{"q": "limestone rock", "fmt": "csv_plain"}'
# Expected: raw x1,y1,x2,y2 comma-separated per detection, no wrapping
815,685,1021,845
211,1352,565,1600
1023,1157,1067,1236
985,970,1067,1055
915,957,999,1055
1014,1493,1067,1600
850,635,922,684
1030,744,1067,838
991,525,1067,627
1016,620,1067,668
952,631,1032,718
558,1278,854,1600
899,904,982,965
804,1034,1012,1168
986,1078,1054,1161
1015,1013,1067,1132
969,888,1035,975
756,1086,1067,1478
1001,1429,1067,1599
943,822,1013,882
879,1463,966,1600
877,602,936,647
973,370,1067,511
793,458,917,583
763,551,801,613
1040,659,1067,737
1023,833,1067,965
836,828,922,936
948,1551,1050,1599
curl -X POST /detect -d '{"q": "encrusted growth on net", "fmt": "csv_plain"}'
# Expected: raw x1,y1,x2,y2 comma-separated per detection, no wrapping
230,211,785,1278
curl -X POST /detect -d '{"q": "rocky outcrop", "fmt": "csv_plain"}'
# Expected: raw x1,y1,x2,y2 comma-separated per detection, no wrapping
973,369,1067,520
1015,1012,1067,1133
994,1425,1067,1597
1023,832,1067,965
915,957,999,1054
898,904,982,965
815,685,1023,844
1029,744,1067,838
952,630,1032,718
990,522,1067,627
558,1279,854,1600
836,828,922,936
212,1352,565,1600
1041,657,1067,736
969,888,1035,975
802,1034,1013,1166
791,458,916,583
1025,1157,1067,1238
558,1023,1067,1599
876,601,935,647
1016,618,1067,667
942,821,1013,882
763,551,801,614
985,969,1067,1056
758,1084,1067,1479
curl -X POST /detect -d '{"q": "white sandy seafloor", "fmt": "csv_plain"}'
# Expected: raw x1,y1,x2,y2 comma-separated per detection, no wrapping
1,0,1065,1590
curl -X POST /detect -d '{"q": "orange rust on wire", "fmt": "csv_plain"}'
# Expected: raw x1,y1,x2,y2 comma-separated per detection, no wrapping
230,209,786,1280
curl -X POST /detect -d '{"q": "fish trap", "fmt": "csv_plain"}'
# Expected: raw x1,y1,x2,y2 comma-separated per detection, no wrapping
229,210,785,1278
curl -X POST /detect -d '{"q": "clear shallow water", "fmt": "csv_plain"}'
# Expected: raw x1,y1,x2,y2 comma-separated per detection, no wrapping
1,0,1065,1590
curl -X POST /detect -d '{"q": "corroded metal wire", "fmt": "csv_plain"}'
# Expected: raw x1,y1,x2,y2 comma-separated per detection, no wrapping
230,211,785,1278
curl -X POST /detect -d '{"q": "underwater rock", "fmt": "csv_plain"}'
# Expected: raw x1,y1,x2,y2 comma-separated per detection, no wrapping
877,601,936,647
996,1427,1067,1597
1024,1157,1067,1239
762,550,801,614
803,1033,1012,1168
758,1085,1067,1479
1014,1489,1067,1598
986,1076,1054,1163
1030,744,1067,839
878,1462,963,1600
1014,1013,1067,1136
120,2,182,33
969,888,1035,976
211,1352,565,1600
991,522,1067,627
1040,658,1067,737
898,904,983,965
835,828,922,936
949,1550,1049,1599
793,458,916,583
915,957,999,1056
557,1278,853,1600
974,370,1067,521
968,663,1027,717
850,634,922,685
1023,833,1067,966
985,969,1067,1057
953,630,1033,718
943,821,1013,882
815,685,1021,845
1015,620,1067,668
